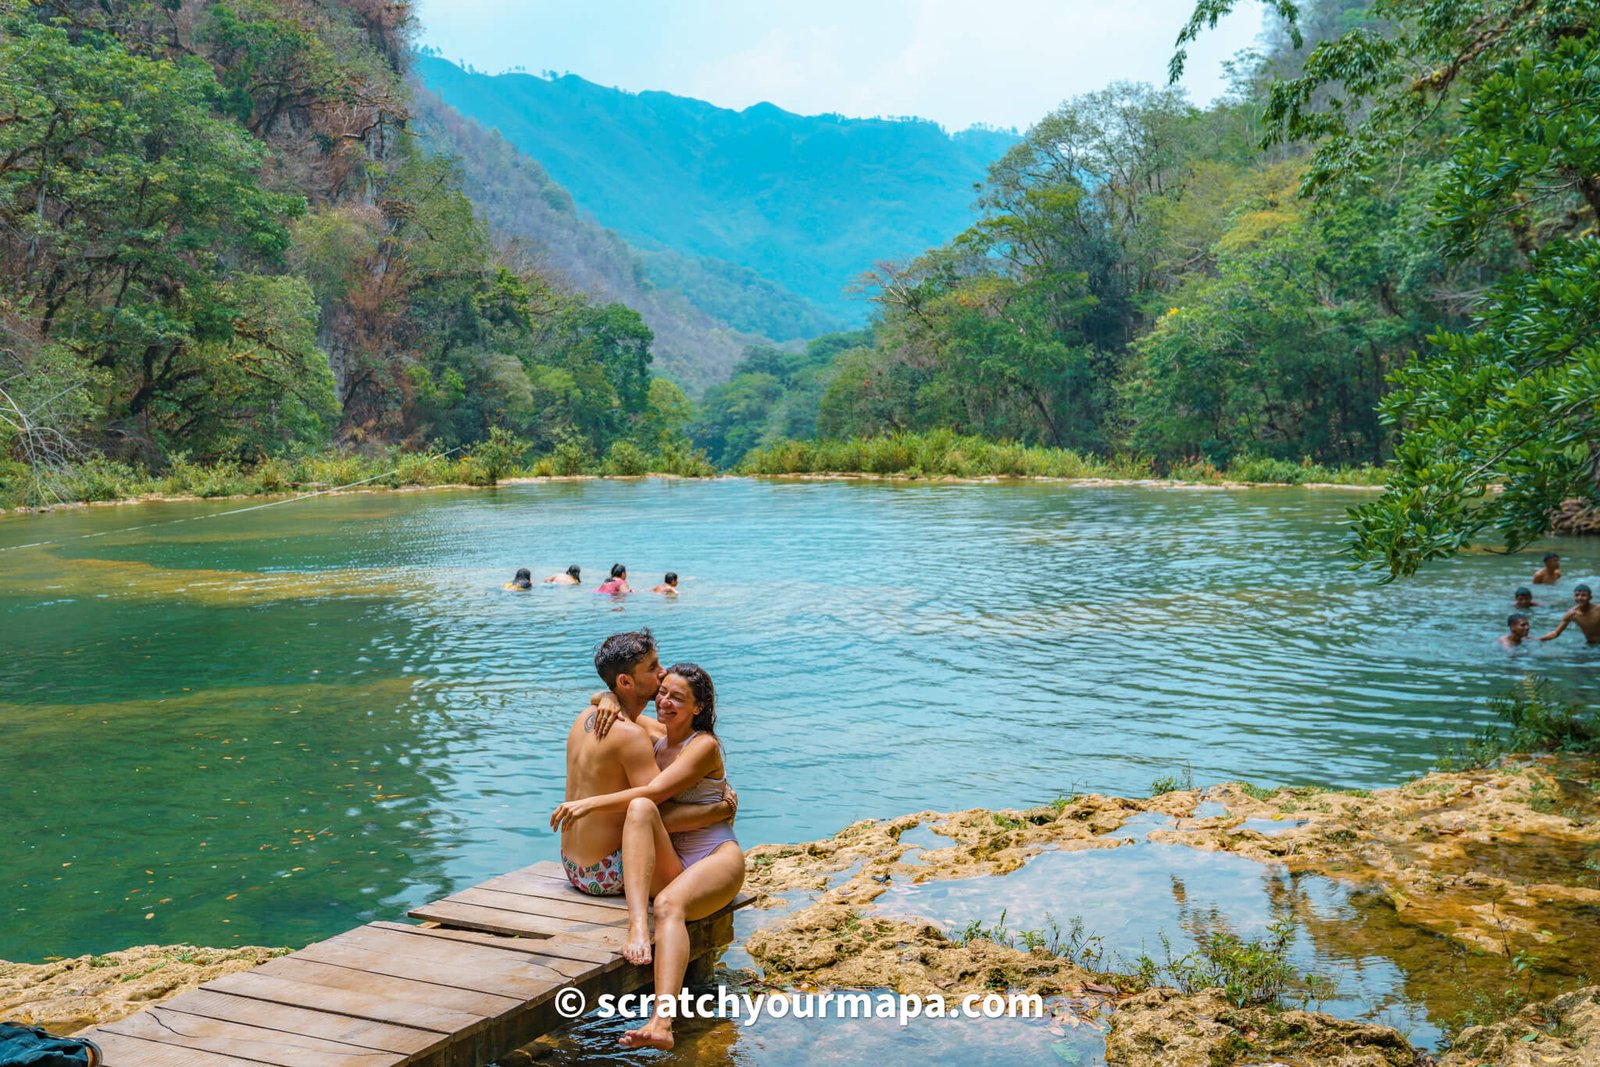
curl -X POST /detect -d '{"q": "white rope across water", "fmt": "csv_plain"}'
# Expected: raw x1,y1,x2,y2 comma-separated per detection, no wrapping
0,446,466,554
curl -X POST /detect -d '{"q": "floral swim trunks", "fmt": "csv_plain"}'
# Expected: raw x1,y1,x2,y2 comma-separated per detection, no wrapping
562,849,624,896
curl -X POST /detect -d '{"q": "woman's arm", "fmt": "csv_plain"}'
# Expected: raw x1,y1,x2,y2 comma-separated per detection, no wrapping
550,735,721,830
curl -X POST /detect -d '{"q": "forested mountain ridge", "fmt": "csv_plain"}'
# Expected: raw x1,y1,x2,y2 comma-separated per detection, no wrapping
414,54,1018,321
410,84,786,393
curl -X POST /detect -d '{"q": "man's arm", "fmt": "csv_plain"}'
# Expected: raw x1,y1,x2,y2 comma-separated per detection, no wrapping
1539,610,1575,640
661,782,737,832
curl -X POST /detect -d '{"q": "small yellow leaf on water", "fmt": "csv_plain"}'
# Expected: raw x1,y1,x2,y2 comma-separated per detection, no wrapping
225,893,237,901
62,862,72,867
145,869,154,875
158,898,171,904
291,867,304,872
144,913,154,920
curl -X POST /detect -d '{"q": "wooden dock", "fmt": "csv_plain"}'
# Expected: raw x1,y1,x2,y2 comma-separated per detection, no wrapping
78,860,753,1066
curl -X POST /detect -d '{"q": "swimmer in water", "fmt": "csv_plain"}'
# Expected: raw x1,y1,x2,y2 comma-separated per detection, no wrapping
652,572,679,596
546,565,581,585
1499,613,1531,650
1539,584,1600,644
1513,587,1538,610
504,568,533,591
1533,552,1562,585
596,564,632,595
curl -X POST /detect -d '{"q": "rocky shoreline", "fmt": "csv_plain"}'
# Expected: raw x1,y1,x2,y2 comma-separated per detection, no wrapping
5,757,1596,1064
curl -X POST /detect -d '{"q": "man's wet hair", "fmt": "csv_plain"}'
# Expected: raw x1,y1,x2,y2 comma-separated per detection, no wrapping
664,572,677,584
610,563,627,579
567,564,581,580
1515,587,1533,598
1508,613,1528,626
1545,552,1561,563
595,629,655,689
1577,584,1593,596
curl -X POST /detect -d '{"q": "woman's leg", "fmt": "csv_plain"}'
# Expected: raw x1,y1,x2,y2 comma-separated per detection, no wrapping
619,843,745,1051
620,797,683,964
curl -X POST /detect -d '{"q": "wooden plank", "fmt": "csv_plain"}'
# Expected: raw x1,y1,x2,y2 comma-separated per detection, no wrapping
448,886,630,926
91,1030,262,1067
321,924,576,987
101,1007,407,1067
154,989,443,1057
205,968,483,1035
253,957,516,1020
365,923,606,979
294,935,562,1001
408,899,627,945
477,868,628,910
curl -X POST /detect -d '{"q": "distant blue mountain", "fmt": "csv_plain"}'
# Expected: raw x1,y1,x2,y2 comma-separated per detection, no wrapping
416,56,1018,321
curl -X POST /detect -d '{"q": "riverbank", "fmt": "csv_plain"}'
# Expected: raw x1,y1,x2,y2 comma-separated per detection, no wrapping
1,431,1387,511
8,757,1595,1064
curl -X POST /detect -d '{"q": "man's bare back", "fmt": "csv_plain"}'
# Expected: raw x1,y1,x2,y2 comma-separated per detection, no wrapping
560,707,656,866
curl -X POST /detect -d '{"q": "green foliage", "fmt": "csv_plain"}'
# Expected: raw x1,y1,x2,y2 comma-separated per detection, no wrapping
695,331,867,465
1149,918,1326,1009
1436,679,1600,772
1151,764,1195,796
956,910,1107,972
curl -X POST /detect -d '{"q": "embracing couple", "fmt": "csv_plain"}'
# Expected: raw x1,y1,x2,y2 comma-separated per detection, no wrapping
548,629,745,1051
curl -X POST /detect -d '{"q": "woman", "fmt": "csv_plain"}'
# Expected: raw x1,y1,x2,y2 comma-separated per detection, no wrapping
503,567,533,590
549,664,743,1051
545,564,581,585
596,563,632,595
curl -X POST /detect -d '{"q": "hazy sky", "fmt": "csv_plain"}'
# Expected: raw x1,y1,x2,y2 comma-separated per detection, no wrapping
412,1,1270,132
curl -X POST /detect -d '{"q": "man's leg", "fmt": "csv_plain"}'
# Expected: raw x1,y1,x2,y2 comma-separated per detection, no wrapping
620,797,682,965
619,843,745,1051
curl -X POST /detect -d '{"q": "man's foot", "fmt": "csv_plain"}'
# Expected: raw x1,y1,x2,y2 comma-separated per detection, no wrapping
618,1022,673,1050
622,922,652,965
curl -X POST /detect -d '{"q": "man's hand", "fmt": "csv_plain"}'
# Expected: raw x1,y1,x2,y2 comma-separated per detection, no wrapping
550,797,598,831
587,690,622,739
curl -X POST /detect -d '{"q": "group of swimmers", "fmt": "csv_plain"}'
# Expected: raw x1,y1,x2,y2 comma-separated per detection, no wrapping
1500,552,1600,648
504,564,679,597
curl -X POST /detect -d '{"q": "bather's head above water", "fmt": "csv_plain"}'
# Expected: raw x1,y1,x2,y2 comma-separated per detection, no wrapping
506,567,533,590
1575,584,1592,607
1514,587,1536,609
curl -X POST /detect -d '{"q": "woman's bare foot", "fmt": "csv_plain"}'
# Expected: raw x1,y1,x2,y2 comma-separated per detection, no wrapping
622,923,652,965
618,1020,674,1050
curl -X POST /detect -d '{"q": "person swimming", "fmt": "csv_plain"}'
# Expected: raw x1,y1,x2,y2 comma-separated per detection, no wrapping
1533,552,1562,585
504,567,533,591
652,572,679,596
1539,584,1600,644
1500,613,1531,649
1513,587,1538,610
546,565,581,585
596,563,632,595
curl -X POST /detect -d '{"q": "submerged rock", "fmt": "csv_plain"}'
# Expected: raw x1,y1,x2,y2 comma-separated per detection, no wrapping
0,944,288,1034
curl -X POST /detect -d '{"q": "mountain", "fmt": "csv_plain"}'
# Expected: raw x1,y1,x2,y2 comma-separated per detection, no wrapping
414,56,1018,321
411,84,791,392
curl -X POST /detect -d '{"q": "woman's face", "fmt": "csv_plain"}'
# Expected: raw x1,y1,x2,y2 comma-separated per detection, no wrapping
654,673,698,732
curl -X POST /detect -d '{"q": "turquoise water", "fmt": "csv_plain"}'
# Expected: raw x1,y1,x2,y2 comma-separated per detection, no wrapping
1,479,1591,963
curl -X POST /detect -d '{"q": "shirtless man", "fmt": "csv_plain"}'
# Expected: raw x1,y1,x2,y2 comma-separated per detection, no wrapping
1539,585,1600,644
545,565,581,585
1513,587,1538,610
651,572,679,596
559,631,733,896
1533,552,1562,585
1499,613,1531,650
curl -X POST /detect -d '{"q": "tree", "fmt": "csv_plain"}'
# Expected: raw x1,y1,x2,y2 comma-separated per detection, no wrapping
1177,1,1600,576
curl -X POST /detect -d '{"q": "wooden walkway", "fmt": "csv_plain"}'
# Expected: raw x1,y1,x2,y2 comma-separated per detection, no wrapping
78,860,753,1067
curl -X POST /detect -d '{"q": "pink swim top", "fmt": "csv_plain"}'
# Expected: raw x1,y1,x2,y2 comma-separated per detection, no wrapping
595,579,626,594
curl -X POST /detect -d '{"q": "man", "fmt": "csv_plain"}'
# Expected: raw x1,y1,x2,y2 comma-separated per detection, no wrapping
558,630,732,898
652,572,679,597
1499,613,1531,650
1533,552,1562,585
1539,584,1600,644
544,564,581,585
1513,587,1538,610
